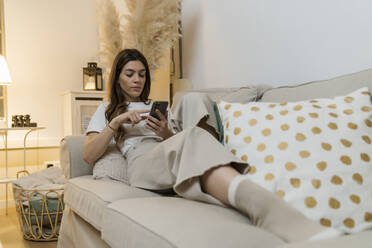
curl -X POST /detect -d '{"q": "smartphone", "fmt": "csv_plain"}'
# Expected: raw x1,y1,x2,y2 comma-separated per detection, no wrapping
150,101,168,120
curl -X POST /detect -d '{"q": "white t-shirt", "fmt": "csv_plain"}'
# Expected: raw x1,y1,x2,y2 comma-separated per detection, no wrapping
86,101,163,156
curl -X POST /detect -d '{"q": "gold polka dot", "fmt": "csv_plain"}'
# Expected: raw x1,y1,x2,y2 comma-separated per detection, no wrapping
365,119,372,127
248,166,256,174
365,212,372,222
312,179,321,189
225,122,230,129
362,135,371,144
329,198,341,209
361,106,372,112
305,197,317,208
269,104,276,108
233,128,241,135
343,109,353,115
243,136,252,144
280,102,287,106
361,153,370,162
278,142,288,150
321,142,332,151
225,135,229,144
285,162,296,171
265,173,275,181
344,96,354,103
310,100,318,103
328,104,337,109
297,116,305,123
340,155,352,165
350,194,360,204
233,111,242,117
312,104,321,109
251,106,260,112
344,218,355,229
280,110,289,116
317,161,327,171
320,218,331,227
257,143,266,151
361,91,371,95
265,114,274,120
329,112,338,118
290,178,301,188
348,122,358,130
264,155,274,163
216,100,221,104
299,150,311,158
352,173,363,184
293,105,302,111
241,155,248,161
312,127,322,134
309,113,319,118
249,119,257,126
331,175,343,185
281,124,290,131
340,139,352,147
262,128,271,136
328,122,338,130
231,149,236,155
276,190,285,198
224,104,231,110
295,133,306,142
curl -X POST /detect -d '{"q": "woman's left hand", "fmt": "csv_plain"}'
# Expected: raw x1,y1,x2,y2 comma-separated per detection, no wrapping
145,109,174,140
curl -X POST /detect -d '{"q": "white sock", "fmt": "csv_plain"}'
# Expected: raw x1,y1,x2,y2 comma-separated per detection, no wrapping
309,228,343,241
227,175,246,207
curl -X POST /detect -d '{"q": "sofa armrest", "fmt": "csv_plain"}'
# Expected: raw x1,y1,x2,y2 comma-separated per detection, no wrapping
60,135,92,179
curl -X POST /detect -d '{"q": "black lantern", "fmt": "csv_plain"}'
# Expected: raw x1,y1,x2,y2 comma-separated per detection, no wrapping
83,62,103,91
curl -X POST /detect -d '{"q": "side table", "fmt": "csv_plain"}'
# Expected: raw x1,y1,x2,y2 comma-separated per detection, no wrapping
0,127,45,215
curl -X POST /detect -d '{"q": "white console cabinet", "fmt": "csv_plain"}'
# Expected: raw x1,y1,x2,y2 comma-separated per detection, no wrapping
62,91,107,136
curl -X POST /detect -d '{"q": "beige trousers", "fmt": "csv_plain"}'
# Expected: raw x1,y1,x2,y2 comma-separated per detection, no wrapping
125,93,248,205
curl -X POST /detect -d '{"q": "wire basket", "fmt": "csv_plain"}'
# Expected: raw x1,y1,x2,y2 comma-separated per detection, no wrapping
12,171,65,241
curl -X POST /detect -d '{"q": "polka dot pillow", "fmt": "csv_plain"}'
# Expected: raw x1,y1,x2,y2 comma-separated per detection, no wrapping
217,87,372,233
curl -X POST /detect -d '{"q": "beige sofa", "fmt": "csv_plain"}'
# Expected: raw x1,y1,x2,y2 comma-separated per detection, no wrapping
58,68,372,248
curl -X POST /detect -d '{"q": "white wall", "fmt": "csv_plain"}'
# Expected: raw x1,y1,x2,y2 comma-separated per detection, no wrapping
3,0,170,148
182,0,372,89
4,0,99,147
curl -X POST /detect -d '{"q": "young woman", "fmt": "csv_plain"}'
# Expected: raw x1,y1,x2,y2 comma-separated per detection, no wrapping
83,49,341,243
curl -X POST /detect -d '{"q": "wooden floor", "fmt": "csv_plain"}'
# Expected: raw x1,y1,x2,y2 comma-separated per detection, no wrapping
0,208,57,248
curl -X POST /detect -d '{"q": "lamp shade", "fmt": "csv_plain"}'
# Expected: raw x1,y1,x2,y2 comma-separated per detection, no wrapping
0,56,11,85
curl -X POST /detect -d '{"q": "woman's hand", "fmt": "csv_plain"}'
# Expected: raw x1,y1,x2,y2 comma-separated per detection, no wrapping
111,109,150,130
145,109,174,139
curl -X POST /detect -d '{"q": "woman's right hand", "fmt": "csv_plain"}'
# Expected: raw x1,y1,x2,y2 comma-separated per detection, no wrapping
110,109,150,130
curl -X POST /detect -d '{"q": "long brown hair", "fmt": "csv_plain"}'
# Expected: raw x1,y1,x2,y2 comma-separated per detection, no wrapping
105,49,151,144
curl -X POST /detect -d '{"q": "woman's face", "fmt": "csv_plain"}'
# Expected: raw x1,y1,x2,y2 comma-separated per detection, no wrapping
118,60,146,102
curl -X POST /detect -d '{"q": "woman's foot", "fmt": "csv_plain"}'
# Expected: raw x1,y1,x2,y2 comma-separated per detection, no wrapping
228,176,342,242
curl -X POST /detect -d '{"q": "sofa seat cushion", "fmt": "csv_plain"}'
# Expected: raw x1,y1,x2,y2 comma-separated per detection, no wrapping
102,197,285,248
64,175,159,231
278,230,372,248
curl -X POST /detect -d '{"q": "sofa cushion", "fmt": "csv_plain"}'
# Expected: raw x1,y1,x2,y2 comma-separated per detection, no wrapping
261,68,372,102
102,197,285,248
278,230,372,248
93,144,128,184
64,176,159,231
217,87,372,233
